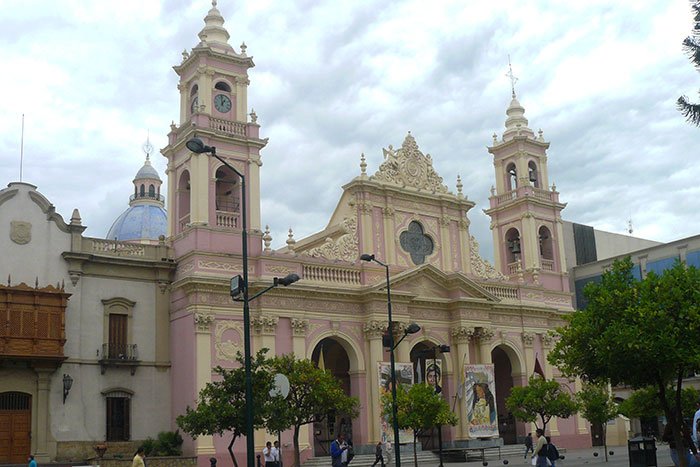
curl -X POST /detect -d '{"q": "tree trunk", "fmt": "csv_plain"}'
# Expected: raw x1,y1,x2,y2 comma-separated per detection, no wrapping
413,432,418,467
603,424,608,462
657,376,688,467
293,424,301,467
228,434,239,467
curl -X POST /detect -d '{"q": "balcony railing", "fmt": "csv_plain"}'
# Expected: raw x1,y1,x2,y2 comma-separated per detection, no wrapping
129,193,165,203
540,259,555,271
303,264,361,285
216,210,239,228
98,343,140,375
210,117,247,137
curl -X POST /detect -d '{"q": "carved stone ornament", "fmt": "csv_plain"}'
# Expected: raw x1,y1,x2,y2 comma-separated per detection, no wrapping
194,312,215,331
477,327,495,343
363,320,388,339
305,214,359,262
252,316,278,335
10,221,31,245
451,326,475,343
215,320,243,362
290,318,309,337
541,332,556,348
521,332,535,347
470,236,506,280
370,133,449,193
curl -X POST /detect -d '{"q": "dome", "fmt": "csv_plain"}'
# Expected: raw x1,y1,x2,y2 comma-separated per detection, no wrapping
134,159,161,181
106,204,167,243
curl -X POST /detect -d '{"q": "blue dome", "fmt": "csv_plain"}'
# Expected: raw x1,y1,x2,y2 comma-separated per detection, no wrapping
106,204,167,242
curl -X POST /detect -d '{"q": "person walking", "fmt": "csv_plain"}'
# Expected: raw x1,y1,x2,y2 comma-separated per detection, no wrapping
272,441,281,467
263,441,275,467
131,447,146,467
28,455,37,467
371,441,384,466
545,436,559,467
524,433,534,458
330,433,347,467
532,429,548,467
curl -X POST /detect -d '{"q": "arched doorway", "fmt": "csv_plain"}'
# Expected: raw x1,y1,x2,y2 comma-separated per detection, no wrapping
410,341,449,451
311,338,351,456
0,392,31,464
492,346,517,445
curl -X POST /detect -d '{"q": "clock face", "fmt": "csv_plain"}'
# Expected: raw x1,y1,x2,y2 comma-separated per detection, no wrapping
214,94,232,113
190,97,198,113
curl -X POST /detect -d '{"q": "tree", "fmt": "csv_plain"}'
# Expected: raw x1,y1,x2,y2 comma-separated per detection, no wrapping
382,383,458,467
678,1,700,125
176,350,279,467
577,383,619,462
505,376,579,431
549,258,700,467
269,354,359,467
618,386,699,421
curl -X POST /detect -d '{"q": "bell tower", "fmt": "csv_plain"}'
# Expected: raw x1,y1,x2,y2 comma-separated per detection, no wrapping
162,0,266,255
484,91,569,291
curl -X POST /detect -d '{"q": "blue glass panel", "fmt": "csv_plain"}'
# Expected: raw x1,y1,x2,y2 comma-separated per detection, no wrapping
631,264,642,281
574,275,602,309
646,256,678,276
686,250,700,269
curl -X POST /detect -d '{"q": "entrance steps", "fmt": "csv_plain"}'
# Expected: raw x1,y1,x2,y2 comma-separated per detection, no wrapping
302,450,440,467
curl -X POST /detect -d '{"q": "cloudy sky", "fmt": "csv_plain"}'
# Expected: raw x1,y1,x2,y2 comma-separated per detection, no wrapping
0,0,697,260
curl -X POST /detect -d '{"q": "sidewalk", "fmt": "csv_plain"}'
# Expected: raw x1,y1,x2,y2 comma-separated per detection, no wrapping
430,444,674,467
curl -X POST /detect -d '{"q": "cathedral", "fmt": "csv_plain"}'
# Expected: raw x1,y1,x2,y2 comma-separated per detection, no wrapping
0,2,602,466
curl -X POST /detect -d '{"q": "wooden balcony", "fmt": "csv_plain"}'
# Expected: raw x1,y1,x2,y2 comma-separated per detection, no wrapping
0,283,68,366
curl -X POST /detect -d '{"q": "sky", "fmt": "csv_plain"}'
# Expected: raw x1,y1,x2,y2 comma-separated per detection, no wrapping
0,0,697,261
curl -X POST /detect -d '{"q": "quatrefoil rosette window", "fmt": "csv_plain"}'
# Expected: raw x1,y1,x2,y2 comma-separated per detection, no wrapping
399,221,434,265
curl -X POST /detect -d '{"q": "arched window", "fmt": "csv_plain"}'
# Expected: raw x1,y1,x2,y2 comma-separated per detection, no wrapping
528,161,539,188
506,163,517,191
214,81,231,92
190,84,198,97
177,170,191,232
539,226,554,261
139,184,145,197
505,228,521,265
215,166,240,213
148,184,155,197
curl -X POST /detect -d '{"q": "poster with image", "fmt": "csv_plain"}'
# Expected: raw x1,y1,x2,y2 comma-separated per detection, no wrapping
424,359,443,394
464,364,499,438
378,362,414,444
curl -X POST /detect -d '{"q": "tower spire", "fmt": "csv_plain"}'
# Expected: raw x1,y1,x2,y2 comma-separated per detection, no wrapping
506,55,518,98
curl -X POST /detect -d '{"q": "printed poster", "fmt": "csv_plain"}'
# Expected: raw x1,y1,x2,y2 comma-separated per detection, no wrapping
464,364,499,438
424,360,443,394
378,362,414,444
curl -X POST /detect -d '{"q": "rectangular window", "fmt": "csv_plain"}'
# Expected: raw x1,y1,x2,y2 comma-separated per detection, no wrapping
108,314,128,359
106,397,130,441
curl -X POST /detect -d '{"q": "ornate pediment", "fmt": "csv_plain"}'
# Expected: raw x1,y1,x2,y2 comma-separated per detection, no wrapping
384,264,499,303
370,133,448,194
469,236,506,280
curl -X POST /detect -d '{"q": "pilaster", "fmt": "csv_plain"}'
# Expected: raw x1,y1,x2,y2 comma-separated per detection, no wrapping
477,327,495,364
34,369,52,462
290,318,309,358
248,159,262,231
364,320,387,443
451,326,474,439
382,207,396,264
193,311,216,455
458,219,471,273
540,333,559,436
439,216,451,270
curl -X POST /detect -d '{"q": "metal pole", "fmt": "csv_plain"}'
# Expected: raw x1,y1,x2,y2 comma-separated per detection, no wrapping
434,349,444,467
384,261,401,467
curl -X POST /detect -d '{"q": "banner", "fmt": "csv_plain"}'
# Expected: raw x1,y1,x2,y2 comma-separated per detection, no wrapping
425,359,443,394
378,362,414,444
464,364,499,438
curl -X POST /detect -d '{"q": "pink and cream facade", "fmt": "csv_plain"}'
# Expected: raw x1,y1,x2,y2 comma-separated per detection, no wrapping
163,4,590,466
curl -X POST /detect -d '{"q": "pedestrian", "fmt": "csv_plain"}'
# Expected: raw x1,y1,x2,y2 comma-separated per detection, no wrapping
532,429,548,467
330,433,347,467
545,436,559,467
371,441,384,466
263,441,275,467
131,447,145,467
524,433,534,458
273,441,281,467
28,455,37,467
693,399,700,450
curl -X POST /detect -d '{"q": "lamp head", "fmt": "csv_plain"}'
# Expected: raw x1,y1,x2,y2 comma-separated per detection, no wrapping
63,373,73,390
186,137,215,154
438,344,451,353
275,273,300,287
405,322,421,335
360,254,375,262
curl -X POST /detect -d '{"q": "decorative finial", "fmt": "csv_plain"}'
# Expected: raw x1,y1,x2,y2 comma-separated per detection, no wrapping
181,49,189,62
240,41,247,56
142,132,153,161
70,209,82,226
506,55,518,98
490,185,496,196
538,129,544,141
492,133,498,145
628,218,633,235
170,120,177,131
263,225,272,252
456,175,463,196
360,153,367,175
7,274,10,286
212,0,217,7
286,228,296,248
551,182,556,192
250,108,257,123
35,277,39,289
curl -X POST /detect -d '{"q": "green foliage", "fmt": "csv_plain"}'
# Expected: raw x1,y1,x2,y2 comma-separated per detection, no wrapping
577,383,618,426
549,258,700,465
269,354,359,467
505,376,578,430
618,386,699,420
176,349,280,467
141,431,184,457
678,1,700,126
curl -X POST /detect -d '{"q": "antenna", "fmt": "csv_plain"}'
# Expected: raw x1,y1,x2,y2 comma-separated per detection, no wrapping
19,114,25,182
627,218,633,236
506,55,518,98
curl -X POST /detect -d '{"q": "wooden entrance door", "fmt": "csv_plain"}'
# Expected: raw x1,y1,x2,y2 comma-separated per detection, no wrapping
0,393,32,464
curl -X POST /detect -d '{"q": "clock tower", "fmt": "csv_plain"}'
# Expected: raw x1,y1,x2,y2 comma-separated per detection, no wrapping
162,0,267,254
484,92,569,292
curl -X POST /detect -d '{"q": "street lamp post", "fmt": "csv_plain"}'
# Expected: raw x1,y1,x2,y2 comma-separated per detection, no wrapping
360,253,420,467
187,137,299,467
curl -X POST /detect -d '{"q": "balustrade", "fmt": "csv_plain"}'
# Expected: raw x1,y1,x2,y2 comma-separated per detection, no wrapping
302,264,361,285
210,117,247,137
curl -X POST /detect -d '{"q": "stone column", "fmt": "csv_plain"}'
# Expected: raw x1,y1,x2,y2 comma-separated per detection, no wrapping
289,318,311,451
393,321,412,364
439,216,452,270
554,218,568,274
478,327,495,364
358,200,373,255
193,312,216,455
574,378,589,435
521,332,535,385
451,326,474,439
540,333,559,436
382,207,396,264
253,316,279,449
34,369,52,462
459,219,472,274
364,320,387,443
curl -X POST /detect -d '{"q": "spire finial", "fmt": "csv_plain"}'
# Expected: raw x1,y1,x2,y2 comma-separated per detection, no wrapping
263,225,272,251
456,175,463,197
212,0,217,7
142,132,153,161
506,55,518,98
360,153,367,176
